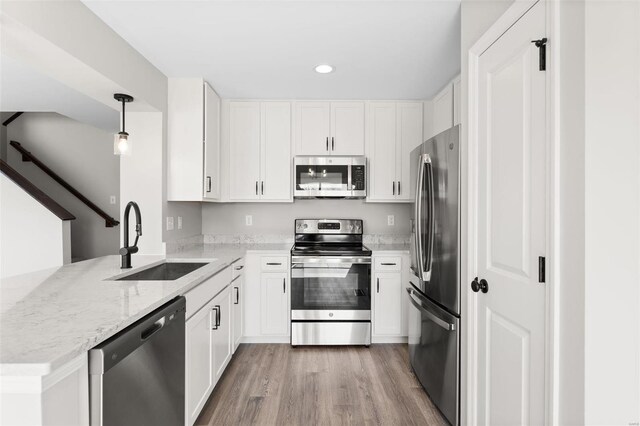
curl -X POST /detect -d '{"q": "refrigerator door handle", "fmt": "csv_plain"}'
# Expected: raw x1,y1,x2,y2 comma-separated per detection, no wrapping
423,155,435,280
406,287,455,331
414,154,426,280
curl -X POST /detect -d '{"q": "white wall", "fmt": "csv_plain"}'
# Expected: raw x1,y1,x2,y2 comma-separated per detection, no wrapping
583,1,640,422
0,174,70,278
4,113,119,261
202,200,411,237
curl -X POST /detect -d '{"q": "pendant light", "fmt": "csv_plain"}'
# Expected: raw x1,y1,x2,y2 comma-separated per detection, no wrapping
113,93,134,156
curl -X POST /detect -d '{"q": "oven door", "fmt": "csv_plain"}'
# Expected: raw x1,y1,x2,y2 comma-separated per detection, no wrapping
291,256,371,320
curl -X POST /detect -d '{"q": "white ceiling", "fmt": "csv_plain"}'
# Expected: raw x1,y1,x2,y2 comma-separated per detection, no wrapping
83,0,461,100
1,55,120,132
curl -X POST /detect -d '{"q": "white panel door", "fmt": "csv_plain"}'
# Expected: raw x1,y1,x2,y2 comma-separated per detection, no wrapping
433,84,453,136
229,102,261,200
331,102,365,155
396,102,423,201
373,272,402,336
185,305,213,426
203,83,220,200
295,102,330,155
260,272,289,336
368,102,397,200
474,2,546,425
211,286,232,382
260,102,292,201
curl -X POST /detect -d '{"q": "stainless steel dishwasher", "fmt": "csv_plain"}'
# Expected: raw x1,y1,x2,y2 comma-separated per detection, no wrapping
89,296,185,426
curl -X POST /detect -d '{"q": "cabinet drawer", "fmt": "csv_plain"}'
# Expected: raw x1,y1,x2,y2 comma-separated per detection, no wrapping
260,256,288,272
374,256,401,271
232,258,245,280
184,266,232,319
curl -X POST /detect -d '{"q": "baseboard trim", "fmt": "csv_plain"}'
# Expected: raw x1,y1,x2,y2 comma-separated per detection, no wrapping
240,336,290,344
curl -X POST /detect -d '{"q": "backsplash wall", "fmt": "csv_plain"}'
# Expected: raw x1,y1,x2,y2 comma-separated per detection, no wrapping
201,200,412,236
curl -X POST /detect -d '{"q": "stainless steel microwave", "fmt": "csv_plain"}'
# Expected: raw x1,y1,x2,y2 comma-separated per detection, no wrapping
294,156,366,199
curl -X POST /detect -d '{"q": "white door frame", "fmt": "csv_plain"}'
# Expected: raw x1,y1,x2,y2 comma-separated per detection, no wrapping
465,1,560,424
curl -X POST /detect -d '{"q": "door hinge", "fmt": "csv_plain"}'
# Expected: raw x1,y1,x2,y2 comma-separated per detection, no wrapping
531,38,547,71
538,256,546,283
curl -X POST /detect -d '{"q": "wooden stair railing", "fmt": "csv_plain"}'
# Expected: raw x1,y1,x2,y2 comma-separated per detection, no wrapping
1,159,75,221
9,141,119,227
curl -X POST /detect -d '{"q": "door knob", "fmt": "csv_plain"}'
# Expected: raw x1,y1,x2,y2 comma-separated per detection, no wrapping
471,277,489,293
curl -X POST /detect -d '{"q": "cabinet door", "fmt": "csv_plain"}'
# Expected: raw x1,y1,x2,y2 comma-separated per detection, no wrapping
211,286,232,382
232,275,243,352
203,83,221,200
185,305,214,426
396,102,423,201
229,102,261,200
433,84,454,136
373,272,402,336
367,102,397,201
295,102,330,155
260,272,289,336
260,102,292,201
331,102,365,155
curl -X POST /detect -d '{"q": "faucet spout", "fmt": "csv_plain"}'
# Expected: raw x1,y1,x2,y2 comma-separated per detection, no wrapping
120,201,142,269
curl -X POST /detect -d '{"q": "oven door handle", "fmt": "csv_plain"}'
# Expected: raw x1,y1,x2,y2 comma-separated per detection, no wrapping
291,256,371,264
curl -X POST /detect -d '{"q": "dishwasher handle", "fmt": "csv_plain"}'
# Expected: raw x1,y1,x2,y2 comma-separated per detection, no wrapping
89,296,186,374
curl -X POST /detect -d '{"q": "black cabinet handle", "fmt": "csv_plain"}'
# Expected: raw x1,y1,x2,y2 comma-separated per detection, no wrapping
397,181,401,195
377,278,380,293
380,262,396,266
234,287,239,304
261,181,264,195
331,137,335,151
234,265,244,271
206,176,212,193
392,181,396,195
266,262,282,266
283,278,286,293
326,137,329,151
255,181,258,195
211,306,219,330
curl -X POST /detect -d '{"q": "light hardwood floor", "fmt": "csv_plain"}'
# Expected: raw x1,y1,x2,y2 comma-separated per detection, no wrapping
195,344,448,426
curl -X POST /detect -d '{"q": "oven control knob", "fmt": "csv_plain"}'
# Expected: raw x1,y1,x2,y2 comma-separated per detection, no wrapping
303,224,308,229
329,312,334,317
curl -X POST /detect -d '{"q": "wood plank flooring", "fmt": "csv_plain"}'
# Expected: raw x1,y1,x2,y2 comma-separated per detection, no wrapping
195,344,448,426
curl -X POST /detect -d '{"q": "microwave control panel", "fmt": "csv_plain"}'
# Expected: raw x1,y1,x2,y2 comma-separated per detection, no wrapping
351,165,365,191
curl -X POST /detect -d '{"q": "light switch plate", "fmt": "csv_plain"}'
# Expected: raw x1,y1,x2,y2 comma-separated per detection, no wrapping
109,196,116,205
245,215,253,226
387,215,395,226
166,216,174,231
177,216,183,230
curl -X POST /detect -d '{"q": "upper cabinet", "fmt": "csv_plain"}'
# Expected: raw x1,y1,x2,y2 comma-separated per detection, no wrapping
228,101,292,202
427,75,461,140
367,102,423,202
295,102,365,156
167,78,221,202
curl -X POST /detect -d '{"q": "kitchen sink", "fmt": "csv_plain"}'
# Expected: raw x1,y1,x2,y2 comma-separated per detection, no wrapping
115,262,209,281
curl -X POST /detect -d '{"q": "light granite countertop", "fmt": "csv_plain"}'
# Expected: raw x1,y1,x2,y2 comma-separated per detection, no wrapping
0,244,281,376
0,241,405,376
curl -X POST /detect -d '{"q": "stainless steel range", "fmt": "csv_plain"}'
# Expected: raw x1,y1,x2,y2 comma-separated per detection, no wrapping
290,219,372,346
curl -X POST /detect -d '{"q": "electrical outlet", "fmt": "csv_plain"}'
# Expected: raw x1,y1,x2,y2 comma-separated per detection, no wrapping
245,215,253,226
109,195,116,205
166,216,174,231
177,216,183,230
387,215,395,226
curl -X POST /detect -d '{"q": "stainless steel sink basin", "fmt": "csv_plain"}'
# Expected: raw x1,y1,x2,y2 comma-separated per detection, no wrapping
116,262,209,281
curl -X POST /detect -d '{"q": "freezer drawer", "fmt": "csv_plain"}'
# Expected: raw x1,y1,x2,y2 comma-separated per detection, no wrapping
407,286,459,426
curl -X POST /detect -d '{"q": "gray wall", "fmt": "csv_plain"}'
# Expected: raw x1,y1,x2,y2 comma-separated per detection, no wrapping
202,200,412,236
5,112,119,261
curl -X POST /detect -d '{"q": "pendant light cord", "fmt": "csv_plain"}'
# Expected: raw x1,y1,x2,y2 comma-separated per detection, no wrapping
121,99,126,133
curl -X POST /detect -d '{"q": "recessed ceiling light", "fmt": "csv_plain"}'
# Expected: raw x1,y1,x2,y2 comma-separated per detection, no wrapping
314,64,334,74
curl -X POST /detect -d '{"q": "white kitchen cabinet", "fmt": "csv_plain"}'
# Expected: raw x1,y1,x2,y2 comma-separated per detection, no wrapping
295,101,365,155
367,102,423,202
211,285,232,381
185,301,214,426
261,272,289,336
232,260,245,352
373,272,403,336
228,101,291,202
168,78,221,201
433,83,454,137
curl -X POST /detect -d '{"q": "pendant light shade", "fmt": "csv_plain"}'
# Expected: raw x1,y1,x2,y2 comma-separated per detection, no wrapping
114,93,133,156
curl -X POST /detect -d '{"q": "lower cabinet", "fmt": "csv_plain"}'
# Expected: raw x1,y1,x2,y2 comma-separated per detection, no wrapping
260,272,289,336
373,272,403,336
185,284,232,426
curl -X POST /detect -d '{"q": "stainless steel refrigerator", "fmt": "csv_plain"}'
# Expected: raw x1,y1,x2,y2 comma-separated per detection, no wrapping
408,125,460,426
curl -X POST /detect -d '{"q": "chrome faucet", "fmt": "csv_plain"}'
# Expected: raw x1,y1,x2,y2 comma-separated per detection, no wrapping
120,201,142,269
